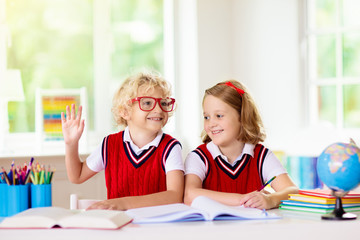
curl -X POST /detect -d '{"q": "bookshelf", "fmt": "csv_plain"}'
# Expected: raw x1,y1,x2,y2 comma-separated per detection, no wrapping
274,151,323,190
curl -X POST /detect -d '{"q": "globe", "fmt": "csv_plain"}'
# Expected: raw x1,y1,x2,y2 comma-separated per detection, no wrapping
317,142,360,192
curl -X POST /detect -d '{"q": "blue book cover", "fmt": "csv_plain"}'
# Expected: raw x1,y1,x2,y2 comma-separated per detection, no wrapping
299,156,316,189
286,156,301,187
286,156,322,189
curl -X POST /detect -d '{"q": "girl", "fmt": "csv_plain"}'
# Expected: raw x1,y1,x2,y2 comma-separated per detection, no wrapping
184,80,298,209
61,71,184,210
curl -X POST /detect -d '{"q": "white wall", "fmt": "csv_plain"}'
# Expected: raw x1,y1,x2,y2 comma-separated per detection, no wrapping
232,0,303,150
197,0,235,88
174,0,303,155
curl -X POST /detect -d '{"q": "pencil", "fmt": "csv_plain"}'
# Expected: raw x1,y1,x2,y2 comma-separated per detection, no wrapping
30,173,36,185
1,167,11,185
29,157,34,167
259,176,276,191
39,165,44,185
24,169,31,184
49,169,55,184
11,160,15,185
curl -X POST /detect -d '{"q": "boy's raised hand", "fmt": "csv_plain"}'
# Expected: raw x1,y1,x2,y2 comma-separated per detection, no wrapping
61,104,85,145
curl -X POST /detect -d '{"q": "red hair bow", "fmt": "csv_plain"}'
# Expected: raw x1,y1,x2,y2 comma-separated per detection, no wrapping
223,81,245,96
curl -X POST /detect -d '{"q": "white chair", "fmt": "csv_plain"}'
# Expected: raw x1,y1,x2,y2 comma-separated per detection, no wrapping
70,194,101,210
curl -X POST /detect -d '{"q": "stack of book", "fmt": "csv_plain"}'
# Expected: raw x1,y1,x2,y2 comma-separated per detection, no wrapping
279,189,360,214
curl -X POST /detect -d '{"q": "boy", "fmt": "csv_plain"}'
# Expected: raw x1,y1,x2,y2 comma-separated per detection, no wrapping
61,71,184,210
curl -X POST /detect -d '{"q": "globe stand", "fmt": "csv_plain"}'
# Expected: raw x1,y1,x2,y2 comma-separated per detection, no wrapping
321,190,357,220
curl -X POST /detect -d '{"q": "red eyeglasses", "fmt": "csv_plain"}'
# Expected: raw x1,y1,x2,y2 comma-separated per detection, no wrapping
131,96,176,112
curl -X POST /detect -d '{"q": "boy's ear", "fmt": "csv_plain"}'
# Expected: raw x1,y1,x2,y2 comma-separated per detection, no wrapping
120,108,131,120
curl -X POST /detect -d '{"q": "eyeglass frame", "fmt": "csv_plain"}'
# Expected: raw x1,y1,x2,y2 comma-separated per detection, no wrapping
131,96,176,112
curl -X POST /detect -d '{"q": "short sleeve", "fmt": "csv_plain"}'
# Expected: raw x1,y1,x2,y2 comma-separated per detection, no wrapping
86,143,105,172
184,151,207,182
261,150,287,183
164,143,184,173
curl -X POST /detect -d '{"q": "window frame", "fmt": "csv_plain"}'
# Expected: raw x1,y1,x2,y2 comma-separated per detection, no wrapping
304,0,360,136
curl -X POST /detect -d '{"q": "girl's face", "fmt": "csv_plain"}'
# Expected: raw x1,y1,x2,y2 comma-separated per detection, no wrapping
125,85,169,136
203,95,241,148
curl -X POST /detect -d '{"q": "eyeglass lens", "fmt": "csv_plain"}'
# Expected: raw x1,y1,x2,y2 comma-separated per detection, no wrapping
139,98,174,112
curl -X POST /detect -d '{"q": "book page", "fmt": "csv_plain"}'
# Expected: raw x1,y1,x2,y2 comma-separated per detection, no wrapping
58,209,132,229
0,207,132,229
126,203,207,223
0,207,76,228
191,196,280,220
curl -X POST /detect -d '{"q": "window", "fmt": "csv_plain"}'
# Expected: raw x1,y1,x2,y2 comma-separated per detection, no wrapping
6,0,94,133
306,0,360,129
1,0,165,154
111,0,164,80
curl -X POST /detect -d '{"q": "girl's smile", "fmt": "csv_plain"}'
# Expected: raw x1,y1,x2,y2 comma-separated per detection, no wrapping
210,129,224,135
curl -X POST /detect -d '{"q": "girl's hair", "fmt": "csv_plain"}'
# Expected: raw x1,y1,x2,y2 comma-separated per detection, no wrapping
112,71,173,127
201,80,266,145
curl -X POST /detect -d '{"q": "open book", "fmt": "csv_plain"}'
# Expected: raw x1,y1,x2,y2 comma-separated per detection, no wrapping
126,196,280,223
0,207,132,229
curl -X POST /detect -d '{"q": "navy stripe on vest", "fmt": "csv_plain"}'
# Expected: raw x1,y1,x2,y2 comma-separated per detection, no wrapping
102,136,109,169
256,145,269,185
123,132,157,169
215,154,251,180
161,138,182,171
193,148,210,181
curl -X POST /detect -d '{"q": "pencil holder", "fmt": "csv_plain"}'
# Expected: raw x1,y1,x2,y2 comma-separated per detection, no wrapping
30,184,52,208
0,184,30,217
0,184,7,216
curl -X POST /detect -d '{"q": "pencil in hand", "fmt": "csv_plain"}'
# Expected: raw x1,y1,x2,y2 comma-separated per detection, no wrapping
259,176,276,191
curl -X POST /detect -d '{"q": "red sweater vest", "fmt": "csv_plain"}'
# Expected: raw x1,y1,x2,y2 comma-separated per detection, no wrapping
193,143,268,194
103,131,180,199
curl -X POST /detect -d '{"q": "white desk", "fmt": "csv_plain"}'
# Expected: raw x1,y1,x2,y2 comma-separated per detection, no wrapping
1,210,359,240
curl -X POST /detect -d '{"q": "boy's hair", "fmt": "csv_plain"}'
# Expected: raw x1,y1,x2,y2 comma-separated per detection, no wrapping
201,80,266,145
112,71,173,127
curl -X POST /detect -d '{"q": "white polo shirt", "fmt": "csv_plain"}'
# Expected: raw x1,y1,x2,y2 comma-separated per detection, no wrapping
185,141,286,183
86,127,184,173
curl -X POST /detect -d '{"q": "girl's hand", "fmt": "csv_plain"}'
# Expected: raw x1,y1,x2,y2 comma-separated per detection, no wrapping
238,191,274,209
61,104,85,145
87,199,126,211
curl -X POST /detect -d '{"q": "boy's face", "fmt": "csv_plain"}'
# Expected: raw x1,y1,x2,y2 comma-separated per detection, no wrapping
203,95,241,149
124,85,169,136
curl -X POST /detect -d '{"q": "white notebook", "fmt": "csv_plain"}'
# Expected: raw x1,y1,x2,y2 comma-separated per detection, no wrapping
126,196,281,223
